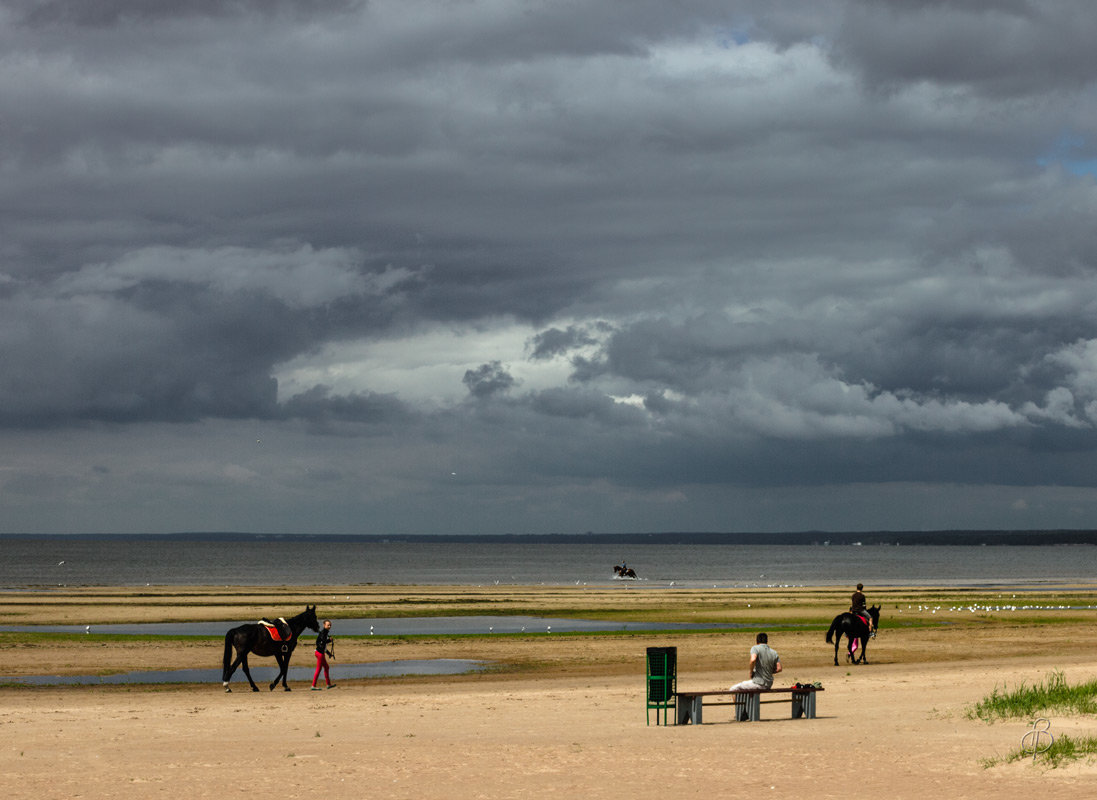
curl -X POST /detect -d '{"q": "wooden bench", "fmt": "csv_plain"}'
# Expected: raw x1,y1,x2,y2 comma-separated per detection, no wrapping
674,686,823,724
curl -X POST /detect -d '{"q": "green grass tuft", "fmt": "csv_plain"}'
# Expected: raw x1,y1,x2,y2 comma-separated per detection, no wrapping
1003,733,1097,768
967,671,1097,722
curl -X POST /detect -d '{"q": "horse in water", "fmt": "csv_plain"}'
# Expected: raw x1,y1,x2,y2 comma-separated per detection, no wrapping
825,605,880,666
222,605,319,692
613,565,637,579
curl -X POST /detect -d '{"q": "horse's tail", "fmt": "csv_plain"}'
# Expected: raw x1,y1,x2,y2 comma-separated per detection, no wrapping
825,617,839,644
222,629,235,682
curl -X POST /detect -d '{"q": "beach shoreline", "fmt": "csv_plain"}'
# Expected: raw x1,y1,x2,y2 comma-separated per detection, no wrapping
2,584,1096,797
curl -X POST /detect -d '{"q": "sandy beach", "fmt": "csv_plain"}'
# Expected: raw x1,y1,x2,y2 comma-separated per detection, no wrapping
2,584,1096,798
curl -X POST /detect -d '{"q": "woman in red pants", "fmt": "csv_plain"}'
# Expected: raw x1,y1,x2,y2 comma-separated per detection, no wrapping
310,618,335,690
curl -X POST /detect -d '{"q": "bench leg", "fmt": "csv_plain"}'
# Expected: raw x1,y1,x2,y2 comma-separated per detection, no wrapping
676,699,691,725
675,696,704,725
790,691,817,719
748,692,760,721
733,692,759,722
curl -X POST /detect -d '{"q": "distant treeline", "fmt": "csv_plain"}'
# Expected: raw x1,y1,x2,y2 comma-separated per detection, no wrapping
6,530,1097,545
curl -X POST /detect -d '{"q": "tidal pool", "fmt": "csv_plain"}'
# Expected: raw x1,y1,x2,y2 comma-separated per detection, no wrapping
0,615,731,636
5,659,488,686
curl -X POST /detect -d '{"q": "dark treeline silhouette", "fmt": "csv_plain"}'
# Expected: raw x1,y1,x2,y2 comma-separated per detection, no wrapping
9,530,1097,545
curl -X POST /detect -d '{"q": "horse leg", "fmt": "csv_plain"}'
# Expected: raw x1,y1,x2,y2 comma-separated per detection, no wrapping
851,632,868,662
276,654,289,689
222,635,236,691
270,652,290,691
278,652,292,691
223,649,247,691
269,653,281,691
240,654,260,692
280,650,294,691
223,651,238,692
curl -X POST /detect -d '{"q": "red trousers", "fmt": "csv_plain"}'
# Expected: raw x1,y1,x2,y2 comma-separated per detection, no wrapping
312,650,330,687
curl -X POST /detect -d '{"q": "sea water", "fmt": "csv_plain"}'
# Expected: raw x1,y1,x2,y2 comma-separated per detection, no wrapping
2,537,1095,588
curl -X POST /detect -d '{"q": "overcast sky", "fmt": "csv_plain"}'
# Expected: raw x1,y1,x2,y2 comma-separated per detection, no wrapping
4,0,1097,535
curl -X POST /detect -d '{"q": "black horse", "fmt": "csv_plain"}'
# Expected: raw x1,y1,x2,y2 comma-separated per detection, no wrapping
825,605,880,666
222,605,319,692
613,565,637,579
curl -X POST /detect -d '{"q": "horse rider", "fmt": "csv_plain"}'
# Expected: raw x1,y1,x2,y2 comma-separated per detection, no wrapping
851,583,875,636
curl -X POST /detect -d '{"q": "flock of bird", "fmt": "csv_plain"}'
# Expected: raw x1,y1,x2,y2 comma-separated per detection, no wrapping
898,602,1091,614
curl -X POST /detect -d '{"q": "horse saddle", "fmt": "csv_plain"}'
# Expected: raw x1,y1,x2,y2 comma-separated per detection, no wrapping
259,617,292,642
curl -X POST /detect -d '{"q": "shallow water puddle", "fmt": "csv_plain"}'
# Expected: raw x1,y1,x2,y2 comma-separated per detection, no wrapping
0,615,730,636
5,658,488,686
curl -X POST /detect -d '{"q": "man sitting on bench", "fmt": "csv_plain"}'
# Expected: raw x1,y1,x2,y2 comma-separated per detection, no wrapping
729,632,782,721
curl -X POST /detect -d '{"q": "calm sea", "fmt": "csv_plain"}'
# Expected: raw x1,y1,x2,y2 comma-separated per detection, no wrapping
1,538,1094,588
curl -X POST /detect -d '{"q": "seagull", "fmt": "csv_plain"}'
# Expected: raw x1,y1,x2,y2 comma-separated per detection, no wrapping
85,625,90,634
57,561,65,566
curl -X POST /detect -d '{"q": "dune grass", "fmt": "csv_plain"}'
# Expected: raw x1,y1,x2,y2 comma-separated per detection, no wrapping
1024,733,1097,767
981,733,1097,769
968,670,1097,722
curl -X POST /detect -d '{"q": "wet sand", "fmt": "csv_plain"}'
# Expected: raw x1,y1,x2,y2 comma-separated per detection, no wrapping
2,584,1096,798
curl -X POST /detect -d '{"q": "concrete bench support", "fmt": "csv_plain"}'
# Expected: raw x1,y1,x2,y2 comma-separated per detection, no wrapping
674,687,821,724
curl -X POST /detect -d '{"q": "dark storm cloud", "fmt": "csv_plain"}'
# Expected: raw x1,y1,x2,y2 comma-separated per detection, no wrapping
528,325,600,360
0,243,416,426
837,0,1097,97
9,0,364,27
280,385,413,430
5,0,1097,533
463,362,517,399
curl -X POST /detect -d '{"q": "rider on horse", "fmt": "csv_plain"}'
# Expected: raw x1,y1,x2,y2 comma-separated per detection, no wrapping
851,583,876,636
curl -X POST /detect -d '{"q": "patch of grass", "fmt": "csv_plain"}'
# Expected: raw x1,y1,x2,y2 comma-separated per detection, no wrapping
1037,734,1097,767
988,733,1097,768
967,671,1097,722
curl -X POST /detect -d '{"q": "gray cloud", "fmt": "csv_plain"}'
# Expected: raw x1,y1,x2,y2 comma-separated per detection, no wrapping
464,362,517,399
837,0,1097,98
4,0,1097,533
528,325,601,360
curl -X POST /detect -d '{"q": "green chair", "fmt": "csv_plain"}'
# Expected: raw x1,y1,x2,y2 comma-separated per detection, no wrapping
646,646,677,725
